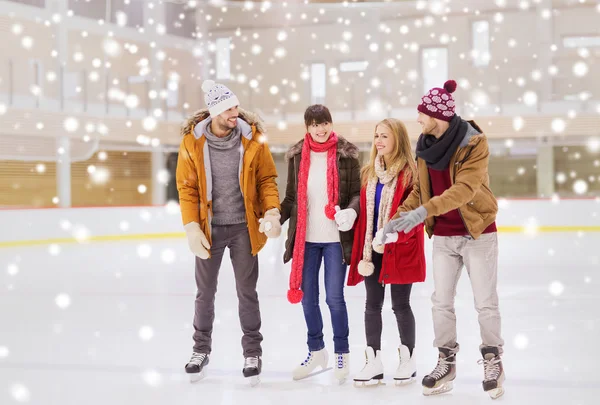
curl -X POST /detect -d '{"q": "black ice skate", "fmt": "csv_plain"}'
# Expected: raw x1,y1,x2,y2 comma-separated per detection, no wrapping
478,347,505,400
185,352,209,383
422,348,456,396
243,356,262,387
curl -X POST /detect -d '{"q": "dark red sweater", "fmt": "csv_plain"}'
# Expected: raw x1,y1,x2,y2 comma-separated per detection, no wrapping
428,167,497,237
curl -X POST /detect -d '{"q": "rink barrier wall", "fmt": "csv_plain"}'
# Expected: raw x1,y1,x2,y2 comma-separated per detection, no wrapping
0,199,599,248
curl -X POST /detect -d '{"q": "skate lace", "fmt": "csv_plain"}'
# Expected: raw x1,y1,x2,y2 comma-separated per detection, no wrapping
244,356,260,369
336,353,346,369
301,352,313,366
478,357,501,381
189,352,207,366
429,356,455,380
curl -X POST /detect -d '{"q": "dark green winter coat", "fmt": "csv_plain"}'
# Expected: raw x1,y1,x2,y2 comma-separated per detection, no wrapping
280,136,361,264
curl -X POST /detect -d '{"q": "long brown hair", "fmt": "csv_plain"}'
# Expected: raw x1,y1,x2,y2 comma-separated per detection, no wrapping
360,118,417,188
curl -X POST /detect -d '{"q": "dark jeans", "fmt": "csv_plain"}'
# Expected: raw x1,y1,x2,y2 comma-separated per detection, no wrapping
192,223,262,357
301,242,350,354
364,251,415,353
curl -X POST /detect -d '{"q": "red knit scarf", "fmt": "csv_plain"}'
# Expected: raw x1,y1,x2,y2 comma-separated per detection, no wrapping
287,132,339,304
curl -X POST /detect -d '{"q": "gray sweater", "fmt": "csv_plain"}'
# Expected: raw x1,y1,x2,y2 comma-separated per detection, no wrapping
202,120,246,226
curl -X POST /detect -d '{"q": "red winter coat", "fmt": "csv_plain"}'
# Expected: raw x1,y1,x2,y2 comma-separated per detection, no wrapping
347,171,426,287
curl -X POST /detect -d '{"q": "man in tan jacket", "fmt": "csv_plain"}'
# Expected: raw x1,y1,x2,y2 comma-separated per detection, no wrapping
383,80,505,399
176,80,281,386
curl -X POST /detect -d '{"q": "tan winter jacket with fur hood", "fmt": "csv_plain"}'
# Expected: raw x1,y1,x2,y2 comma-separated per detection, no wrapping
176,108,280,256
395,121,498,239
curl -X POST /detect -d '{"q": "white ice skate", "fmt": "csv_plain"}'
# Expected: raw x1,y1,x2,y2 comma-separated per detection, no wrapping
185,352,209,383
394,345,417,386
333,353,349,384
292,348,330,380
353,347,384,387
243,356,262,387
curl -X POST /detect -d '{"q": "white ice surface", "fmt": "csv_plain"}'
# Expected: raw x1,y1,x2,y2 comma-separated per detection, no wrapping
1,232,599,404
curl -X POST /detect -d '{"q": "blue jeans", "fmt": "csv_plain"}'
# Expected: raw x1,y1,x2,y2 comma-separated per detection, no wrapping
301,242,350,354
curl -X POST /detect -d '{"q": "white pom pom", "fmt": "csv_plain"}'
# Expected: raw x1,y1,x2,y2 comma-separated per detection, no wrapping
358,260,375,277
372,243,385,254
202,80,216,93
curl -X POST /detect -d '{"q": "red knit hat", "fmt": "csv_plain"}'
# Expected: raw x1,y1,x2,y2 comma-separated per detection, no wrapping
417,80,457,122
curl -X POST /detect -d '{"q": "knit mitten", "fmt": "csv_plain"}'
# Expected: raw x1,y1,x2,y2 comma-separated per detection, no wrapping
259,208,282,238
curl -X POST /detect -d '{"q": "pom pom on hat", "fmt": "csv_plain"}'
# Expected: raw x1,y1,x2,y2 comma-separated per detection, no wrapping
202,79,216,93
417,79,457,122
444,80,457,93
201,79,240,118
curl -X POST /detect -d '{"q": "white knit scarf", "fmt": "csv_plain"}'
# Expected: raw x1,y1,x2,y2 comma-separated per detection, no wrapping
357,156,403,277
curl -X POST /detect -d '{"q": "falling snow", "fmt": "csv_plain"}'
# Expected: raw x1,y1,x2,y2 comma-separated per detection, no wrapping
0,1,599,402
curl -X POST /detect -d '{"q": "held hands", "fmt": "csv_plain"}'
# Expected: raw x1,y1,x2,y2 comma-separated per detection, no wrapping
382,206,427,243
184,222,211,259
258,208,282,238
372,228,399,252
334,205,357,232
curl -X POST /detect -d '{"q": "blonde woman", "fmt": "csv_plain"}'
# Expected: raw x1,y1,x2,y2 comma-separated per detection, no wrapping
347,118,426,386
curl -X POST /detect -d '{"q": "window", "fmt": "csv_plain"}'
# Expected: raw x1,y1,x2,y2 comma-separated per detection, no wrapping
110,0,144,29
165,2,197,39
563,36,600,48
339,61,369,72
472,20,490,67
310,63,326,104
68,0,107,20
215,38,231,80
421,48,448,95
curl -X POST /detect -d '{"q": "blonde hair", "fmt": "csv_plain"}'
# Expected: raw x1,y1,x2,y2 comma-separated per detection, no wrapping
360,118,417,188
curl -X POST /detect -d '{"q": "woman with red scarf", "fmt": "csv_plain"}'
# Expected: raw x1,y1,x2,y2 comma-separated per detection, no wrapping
280,105,361,383
347,118,426,387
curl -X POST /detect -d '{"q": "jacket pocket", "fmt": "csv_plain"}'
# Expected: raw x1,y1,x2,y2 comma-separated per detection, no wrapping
466,185,497,217
251,193,263,219
394,236,420,270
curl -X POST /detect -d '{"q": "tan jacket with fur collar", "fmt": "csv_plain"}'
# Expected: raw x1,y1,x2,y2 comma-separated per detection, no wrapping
176,108,280,255
395,121,498,239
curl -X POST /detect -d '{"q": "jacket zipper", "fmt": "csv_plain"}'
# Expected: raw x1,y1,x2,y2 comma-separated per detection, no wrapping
452,152,474,239
336,153,346,264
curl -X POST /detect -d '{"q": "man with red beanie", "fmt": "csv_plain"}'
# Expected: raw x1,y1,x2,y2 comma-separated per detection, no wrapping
382,80,505,399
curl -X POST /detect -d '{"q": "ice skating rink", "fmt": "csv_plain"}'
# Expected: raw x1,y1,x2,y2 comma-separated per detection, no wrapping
0,205,599,405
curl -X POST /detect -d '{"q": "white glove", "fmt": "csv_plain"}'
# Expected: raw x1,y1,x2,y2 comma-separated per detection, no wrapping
334,205,357,232
184,222,211,259
259,208,281,238
372,228,398,253
382,230,398,244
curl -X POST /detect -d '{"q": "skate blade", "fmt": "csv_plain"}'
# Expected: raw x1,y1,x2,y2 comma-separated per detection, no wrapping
188,369,206,383
487,387,504,399
248,375,260,387
394,376,416,386
423,381,453,396
292,366,333,381
353,379,385,388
